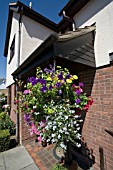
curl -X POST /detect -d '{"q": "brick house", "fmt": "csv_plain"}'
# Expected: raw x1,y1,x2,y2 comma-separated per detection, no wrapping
4,0,113,169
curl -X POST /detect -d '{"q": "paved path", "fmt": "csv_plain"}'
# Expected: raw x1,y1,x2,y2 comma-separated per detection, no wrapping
0,146,39,170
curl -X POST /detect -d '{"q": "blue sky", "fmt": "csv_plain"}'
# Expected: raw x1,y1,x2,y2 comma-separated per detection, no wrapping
0,0,69,80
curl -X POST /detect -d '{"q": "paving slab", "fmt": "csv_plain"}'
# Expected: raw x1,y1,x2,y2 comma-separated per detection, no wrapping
0,153,5,170
0,146,39,170
20,163,39,170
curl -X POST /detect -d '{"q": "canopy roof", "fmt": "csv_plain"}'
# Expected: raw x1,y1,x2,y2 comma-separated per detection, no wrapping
12,26,95,79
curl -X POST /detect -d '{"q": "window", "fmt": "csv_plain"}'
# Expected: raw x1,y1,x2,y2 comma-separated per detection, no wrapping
8,35,15,64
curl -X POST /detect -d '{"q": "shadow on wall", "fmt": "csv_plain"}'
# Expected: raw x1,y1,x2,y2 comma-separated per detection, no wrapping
78,68,96,131
23,16,54,41
75,0,112,27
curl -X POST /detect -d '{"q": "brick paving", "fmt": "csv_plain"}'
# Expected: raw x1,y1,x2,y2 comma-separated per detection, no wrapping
24,140,59,170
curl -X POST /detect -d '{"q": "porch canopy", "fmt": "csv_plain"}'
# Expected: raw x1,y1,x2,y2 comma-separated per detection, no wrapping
12,26,96,79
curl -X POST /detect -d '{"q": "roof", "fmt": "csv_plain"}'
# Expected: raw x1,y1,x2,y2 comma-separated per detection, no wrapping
12,26,95,78
4,0,92,57
4,1,58,57
59,0,91,17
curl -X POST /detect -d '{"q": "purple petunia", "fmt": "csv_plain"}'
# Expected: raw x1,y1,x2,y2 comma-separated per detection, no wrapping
40,85,47,93
79,82,84,87
58,72,63,80
49,84,53,90
75,90,81,96
28,77,37,86
75,98,81,104
24,114,32,126
40,79,46,85
66,74,71,79
56,82,61,88
49,64,52,69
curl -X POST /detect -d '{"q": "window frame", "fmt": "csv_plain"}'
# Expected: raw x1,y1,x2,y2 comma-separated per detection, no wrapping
8,35,15,64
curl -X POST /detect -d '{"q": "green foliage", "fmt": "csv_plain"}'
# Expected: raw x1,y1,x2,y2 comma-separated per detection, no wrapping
18,65,93,150
51,164,68,170
0,112,15,135
0,93,6,112
0,129,10,152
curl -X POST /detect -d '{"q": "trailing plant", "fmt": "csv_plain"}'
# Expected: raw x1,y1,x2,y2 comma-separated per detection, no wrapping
18,65,93,151
50,163,68,170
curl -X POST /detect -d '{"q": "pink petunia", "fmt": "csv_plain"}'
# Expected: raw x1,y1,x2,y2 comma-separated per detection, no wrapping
23,89,30,95
37,136,42,142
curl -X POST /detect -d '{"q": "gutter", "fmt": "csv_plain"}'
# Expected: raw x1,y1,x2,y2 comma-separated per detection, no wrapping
12,34,59,78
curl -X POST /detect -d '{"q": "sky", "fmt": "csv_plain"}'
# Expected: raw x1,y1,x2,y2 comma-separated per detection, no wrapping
0,0,69,88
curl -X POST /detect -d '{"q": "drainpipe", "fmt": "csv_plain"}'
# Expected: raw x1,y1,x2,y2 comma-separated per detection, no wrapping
16,6,23,144
62,11,76,31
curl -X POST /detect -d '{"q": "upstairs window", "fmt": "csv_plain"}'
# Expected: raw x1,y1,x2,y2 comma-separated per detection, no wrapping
9,35,15,64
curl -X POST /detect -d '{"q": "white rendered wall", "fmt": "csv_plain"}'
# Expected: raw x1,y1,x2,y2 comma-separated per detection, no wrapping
6,12,56,87
73,0,113,67
6,12,19,87
20,15,56,64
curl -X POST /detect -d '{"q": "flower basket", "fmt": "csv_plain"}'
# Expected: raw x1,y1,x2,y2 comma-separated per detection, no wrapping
18,64,93,153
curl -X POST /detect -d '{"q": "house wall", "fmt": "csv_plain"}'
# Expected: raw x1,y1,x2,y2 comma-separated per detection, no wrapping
20,15,56,64
6,12,19,87
6,13,56,87
78,65,113,170
73,0,113,68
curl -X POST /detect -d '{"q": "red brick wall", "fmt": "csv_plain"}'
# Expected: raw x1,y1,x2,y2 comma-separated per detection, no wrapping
78,65,113,170
19,113,35,144
7,83,17,124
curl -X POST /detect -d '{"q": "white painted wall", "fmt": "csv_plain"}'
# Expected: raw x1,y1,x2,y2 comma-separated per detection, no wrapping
6,12,19,87
6,12,56,87
73,0,113,67
20,15,56,64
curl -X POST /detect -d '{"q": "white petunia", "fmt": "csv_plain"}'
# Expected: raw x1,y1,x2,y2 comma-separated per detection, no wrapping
34,112,39,115
74,121,77,124
51,138,56,143
74,115,79,118
58,134,61,139
33,105,36,109
52,134,56,138
58,122,62,126
76,143,81,148
53,126,57,131
77,127,80,131
79,119,83,122
48,121,52,125
65,116,68,120
59,112,63,116
65,131,69,135
47,139,50,143
76,133,81,139
63,127,67,131
59,129,63,133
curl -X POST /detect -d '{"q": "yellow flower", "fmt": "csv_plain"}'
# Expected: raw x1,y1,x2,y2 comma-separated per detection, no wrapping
54,76,58,81
58,80,64,83
70,76,74,80
47,77,52,81
48,108,54,114
66,79,72,83
73,75,78,80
